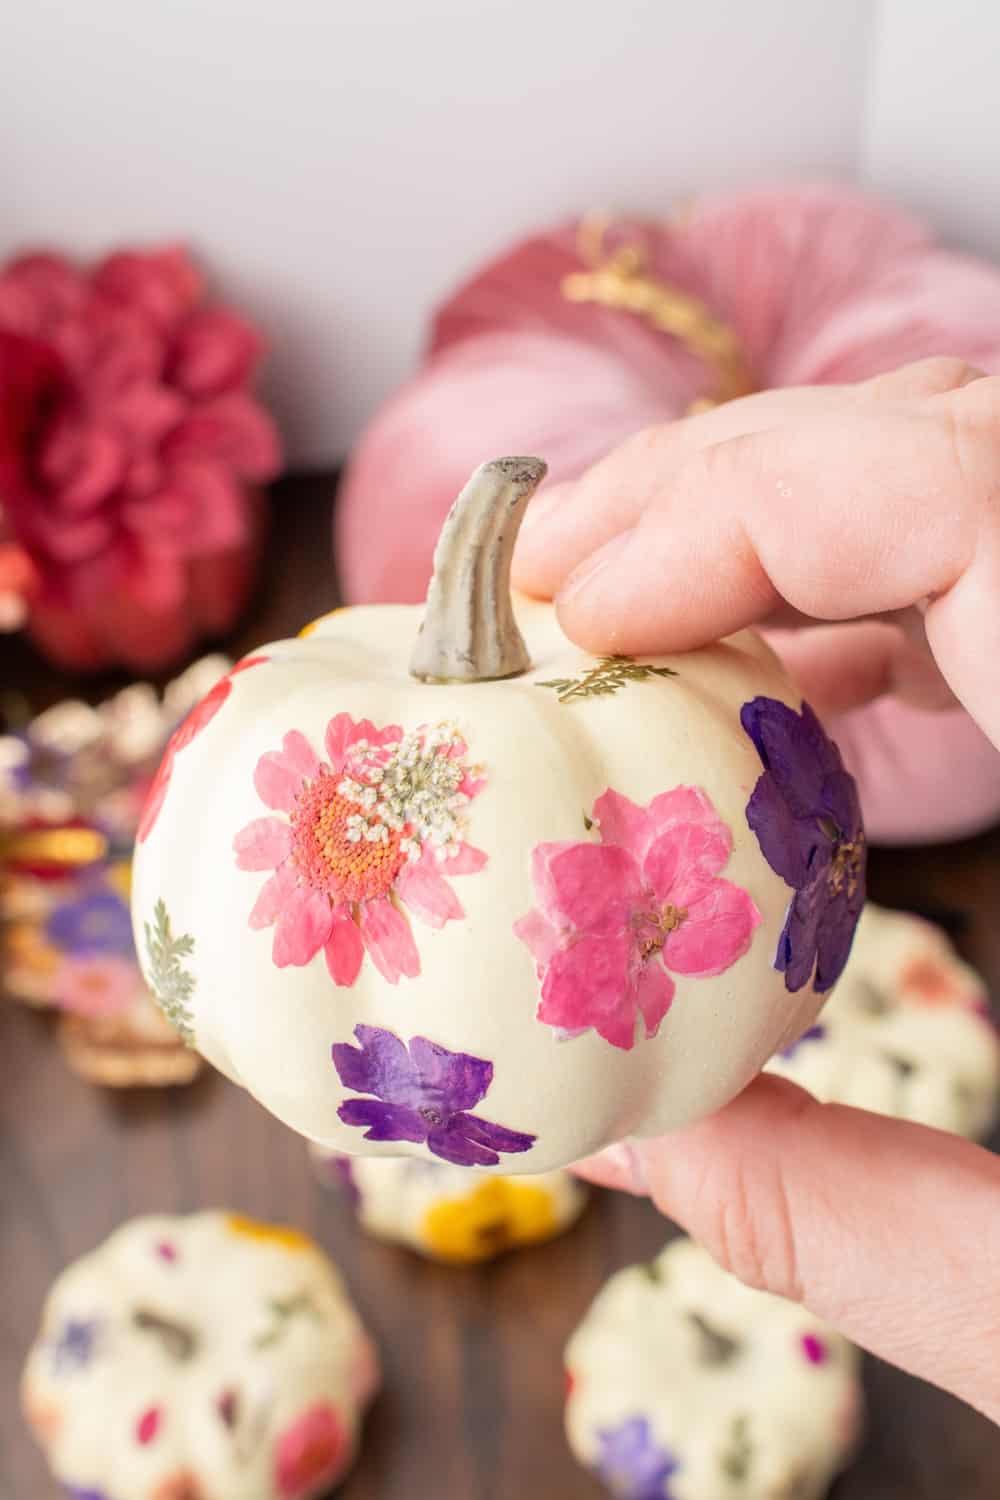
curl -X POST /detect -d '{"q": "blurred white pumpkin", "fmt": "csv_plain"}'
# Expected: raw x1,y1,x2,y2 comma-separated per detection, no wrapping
766,903,999,1139
22,1212,378,1500
565,1237,862,1500
132,459,865,1172
311,1147,587,1263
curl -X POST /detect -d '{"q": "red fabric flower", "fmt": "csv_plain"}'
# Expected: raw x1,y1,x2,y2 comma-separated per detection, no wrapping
137,655,268,843
0,247,282,671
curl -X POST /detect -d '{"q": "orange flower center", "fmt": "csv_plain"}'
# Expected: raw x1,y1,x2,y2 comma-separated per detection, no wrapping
635,902,688,960
291,773,404,903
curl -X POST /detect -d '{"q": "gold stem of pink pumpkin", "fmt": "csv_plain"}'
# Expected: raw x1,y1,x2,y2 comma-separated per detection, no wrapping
409,456,547,683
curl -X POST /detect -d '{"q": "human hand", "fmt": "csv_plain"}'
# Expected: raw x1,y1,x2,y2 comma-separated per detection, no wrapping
514,357,1000,843
512,357,1000,1420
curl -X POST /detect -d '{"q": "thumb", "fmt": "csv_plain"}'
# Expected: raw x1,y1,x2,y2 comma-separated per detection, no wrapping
577,1075,1000,1424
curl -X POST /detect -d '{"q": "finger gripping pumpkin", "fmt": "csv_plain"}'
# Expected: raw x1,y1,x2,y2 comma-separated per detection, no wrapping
132,457,865,1170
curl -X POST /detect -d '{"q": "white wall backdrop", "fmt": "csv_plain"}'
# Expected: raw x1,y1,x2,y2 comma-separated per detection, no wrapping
4,1,989,466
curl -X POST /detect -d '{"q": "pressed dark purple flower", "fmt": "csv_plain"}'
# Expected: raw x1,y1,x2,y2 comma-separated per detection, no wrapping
741,697,865,993
779,1023,827,1059
331,1025,536,1168
596,1416,680,1499
65,1488,109,1500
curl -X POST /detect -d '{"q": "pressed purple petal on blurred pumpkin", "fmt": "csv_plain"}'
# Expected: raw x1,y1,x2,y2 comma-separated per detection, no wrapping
0,244,282,673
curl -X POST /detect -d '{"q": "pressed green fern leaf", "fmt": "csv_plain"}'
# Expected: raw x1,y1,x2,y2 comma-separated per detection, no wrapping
537,655,677,704
143,898,196,1045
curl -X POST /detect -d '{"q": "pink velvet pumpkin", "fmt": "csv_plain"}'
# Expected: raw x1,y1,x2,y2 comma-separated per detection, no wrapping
335,183,1000,845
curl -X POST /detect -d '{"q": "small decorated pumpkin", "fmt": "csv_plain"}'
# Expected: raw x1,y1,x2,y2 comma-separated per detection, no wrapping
310,1147,588,1264
766,903,999,1139
132,458,865,1171
21,1212,379,1500
564,1237,863,1500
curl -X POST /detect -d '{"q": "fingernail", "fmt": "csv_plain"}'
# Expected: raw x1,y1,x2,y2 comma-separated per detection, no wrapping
519,481,571,537
557,530,634,604
599,1140,650,1194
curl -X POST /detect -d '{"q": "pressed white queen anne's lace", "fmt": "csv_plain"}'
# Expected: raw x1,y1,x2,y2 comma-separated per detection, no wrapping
337,723,481,862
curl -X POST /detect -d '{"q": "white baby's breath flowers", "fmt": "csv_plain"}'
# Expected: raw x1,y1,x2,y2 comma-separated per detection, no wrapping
338,724,480,862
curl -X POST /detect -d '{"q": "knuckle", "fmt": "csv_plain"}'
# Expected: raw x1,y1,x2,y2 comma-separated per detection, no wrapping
867,357,985,400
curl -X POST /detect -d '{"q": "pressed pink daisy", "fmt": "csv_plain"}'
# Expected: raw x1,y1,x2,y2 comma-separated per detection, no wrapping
234,714,486,986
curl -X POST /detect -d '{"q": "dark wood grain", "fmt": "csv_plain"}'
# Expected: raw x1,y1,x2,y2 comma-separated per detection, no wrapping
3,472,1000,1500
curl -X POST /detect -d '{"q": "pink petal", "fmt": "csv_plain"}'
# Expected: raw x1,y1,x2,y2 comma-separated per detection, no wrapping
359,897,420,984
248,866,295,930
233,816,292,871
590,789,652,854
93,246,202,329
133,461,249,556
446,842,487,875
540,841,640,936
537,932,637,1050
324,906,364,987
272,885,334,967
103,380,186,447
163,392,281,480
396,856,463,928
37,418,125,512
279,729,322,779
642,821,732,897
324,714,402,772
324,713,357,771
647,785,727,838
254,732,320,812
664,878,762,977
634,961,675,1040
512,907,561,967
168,310,263,397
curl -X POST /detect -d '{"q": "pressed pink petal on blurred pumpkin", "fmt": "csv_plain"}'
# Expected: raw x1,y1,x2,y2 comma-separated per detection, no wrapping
0,246,282,672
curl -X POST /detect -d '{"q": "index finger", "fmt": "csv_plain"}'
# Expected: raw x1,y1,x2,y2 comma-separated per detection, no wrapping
552,378,1000,748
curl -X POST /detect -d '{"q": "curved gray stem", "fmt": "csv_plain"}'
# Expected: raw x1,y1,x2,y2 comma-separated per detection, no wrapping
409,456,547,682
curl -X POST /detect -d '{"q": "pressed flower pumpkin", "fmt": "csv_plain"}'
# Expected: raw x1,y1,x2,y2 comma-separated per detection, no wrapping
565,1237,863,1499
132,458,865,1171
311,1148,588,1263
21,1212,378,1500
766,903,999,1140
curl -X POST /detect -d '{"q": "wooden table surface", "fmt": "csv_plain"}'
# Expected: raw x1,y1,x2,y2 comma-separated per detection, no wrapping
3,472,1000,1500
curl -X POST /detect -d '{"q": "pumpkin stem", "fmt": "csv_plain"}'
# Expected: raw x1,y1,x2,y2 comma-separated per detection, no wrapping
409,456,547,682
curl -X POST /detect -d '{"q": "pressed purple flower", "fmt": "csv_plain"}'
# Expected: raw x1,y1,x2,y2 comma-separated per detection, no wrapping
779,1023,827,1059
741,697,865,993
331,1024,536,1169
46,887,134,959
65,1488,110,1500
596,1416,680,1500
51,1318,101,1373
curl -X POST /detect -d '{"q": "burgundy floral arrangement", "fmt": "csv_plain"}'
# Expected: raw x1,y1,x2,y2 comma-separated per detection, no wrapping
0,246,282,671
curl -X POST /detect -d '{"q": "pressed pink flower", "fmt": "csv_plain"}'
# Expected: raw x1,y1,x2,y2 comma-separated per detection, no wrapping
273,1402,347,1499
234,715,487,986
0,245,281,672
53,954,139,1017
514,787,761,1050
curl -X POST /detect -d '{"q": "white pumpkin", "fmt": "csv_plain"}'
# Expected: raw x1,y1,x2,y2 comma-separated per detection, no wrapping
310,1147,588,1263
564,1237,863,1500
21,1212,379,1500
766,903,999,1139
132,458,866,1172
